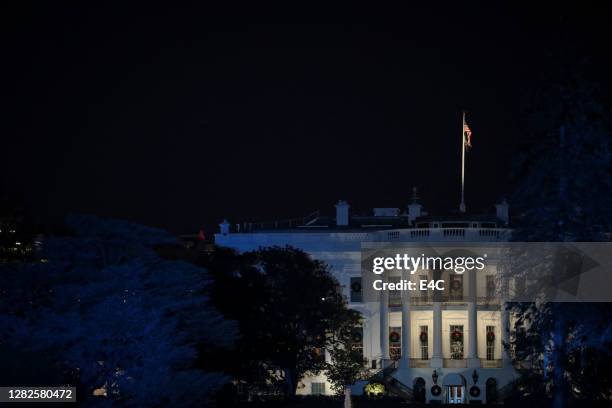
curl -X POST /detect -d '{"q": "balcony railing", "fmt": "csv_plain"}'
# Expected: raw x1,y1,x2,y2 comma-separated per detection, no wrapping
410,297,432,306
388,298,403,307
394,358,503,369
480,359,503,368
378,228,510,242
477,296,501,306
409,358,430,368
443,359,467,368
387,296,503,306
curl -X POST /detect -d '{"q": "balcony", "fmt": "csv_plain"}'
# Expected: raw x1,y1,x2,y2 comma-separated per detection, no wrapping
402,358,503,369
409,358,430,368
480,359,503,368
443,359,467,368
477,296,501,306
386,296,503,307
376,228,510,242
442,295,468,304
388,297,403,308
410,296,432,306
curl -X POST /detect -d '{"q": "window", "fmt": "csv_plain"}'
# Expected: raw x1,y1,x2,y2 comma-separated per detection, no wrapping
486,275,496,298
350,277,362,303
311,382,325,395
389,326,401,360
312,344,325,364
449,275,463,301
486,325,495,360
388,276,402,307
419,274,429,302
450,325,464,359
419,325,429,360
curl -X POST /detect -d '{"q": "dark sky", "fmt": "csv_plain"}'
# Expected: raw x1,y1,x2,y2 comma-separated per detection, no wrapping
3,3,611,234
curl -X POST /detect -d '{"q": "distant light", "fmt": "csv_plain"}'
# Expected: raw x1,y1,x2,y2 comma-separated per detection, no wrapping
15,242,21,245
321,297,325,301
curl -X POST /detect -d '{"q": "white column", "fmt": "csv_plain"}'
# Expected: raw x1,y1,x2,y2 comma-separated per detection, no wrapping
467,269,480,367
500,265,511,364
400,271,411,368
501,303,511,364
430,301,443,368
380,275,390,367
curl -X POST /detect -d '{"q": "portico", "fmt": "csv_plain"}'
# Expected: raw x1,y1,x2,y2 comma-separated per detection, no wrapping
380,267,507,370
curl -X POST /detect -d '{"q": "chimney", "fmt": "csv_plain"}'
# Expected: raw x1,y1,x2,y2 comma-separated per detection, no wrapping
496,199,509,226
335,200,350,227
219,219,231,235
407,187,423,225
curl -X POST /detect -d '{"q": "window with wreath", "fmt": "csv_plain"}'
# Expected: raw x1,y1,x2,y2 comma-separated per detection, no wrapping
450,325,464,359
419,325,429,360
350,277,362,303
449,275,463,301
389,327,401,360
486,325,495,360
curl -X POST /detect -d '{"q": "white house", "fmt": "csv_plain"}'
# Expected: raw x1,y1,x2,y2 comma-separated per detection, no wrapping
215,193,517,404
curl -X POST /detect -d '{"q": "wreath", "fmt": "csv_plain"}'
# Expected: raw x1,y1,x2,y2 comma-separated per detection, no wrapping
351,281,362,292
431,385,441,396
389,331,400,343
451,330,463,342
352,332,363,343
487,331,495,342
450,279,462,291
419,331,428,342
470,385,481,398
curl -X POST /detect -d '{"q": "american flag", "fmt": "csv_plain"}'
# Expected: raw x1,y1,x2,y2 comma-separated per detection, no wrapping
463,121,472,149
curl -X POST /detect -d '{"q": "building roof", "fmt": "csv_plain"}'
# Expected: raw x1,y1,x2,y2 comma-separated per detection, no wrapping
229,208,505,234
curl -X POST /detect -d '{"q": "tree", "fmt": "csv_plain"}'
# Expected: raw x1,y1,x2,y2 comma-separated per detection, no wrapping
200,245,361,399
0,196,37,262
510,67,612,407
0,215,237,407
324,314,366,408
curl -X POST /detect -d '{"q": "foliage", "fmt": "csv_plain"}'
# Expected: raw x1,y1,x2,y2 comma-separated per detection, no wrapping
0,215,236,407
200,245,361,398
510,68,612,406
512,71,612,242
324,320,367,396
363,383,385,397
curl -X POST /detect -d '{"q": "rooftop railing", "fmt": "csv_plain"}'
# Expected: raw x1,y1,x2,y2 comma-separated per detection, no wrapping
378,228,510,242
222,226,511,243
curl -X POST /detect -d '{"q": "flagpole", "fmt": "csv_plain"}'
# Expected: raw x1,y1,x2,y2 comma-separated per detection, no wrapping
460,111,466,213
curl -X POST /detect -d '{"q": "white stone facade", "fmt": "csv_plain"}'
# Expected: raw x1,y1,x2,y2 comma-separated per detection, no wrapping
215,207,518,403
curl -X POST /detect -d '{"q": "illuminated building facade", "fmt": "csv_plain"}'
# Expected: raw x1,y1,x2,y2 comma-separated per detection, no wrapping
215,195,517,404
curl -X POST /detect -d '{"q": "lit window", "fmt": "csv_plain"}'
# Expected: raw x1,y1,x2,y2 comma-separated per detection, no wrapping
311,382,325,395
486,325,495,360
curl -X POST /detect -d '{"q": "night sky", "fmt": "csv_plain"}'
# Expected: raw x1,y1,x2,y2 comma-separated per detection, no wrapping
3,3,611,234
